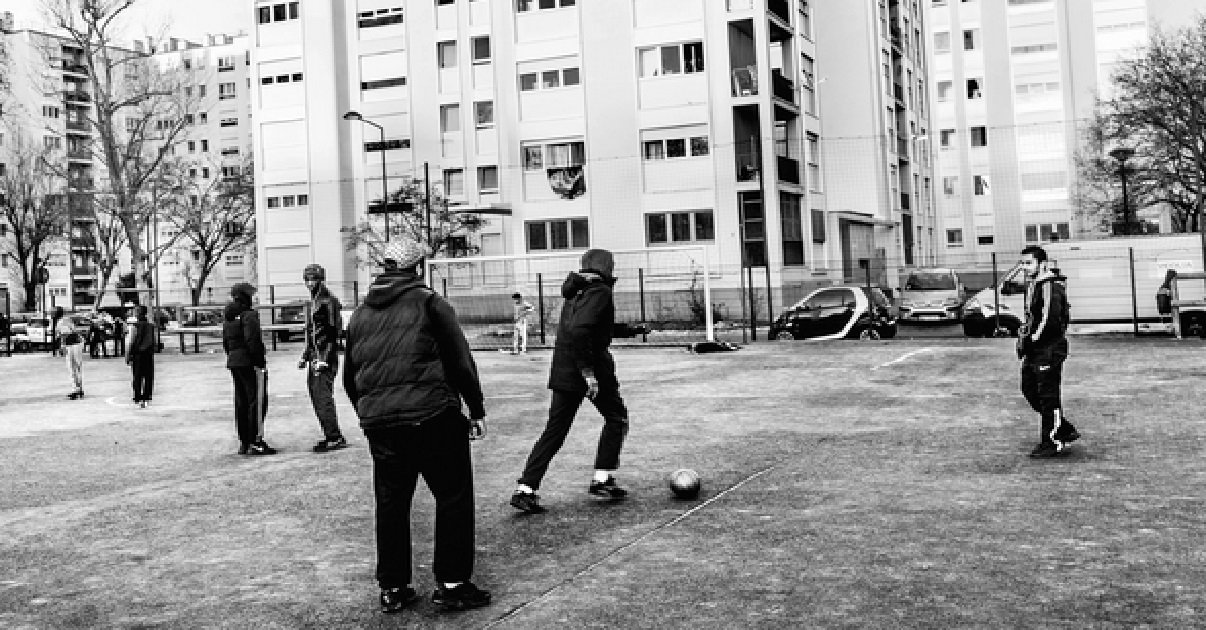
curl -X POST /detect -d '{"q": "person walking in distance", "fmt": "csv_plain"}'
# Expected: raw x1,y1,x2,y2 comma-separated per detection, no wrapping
511,248,630,514
55,306,86,399
125,305,157,407
223,283,276,456
298,263,348,452
1017,245,1080,458
343,238,491,614
511,292,534,354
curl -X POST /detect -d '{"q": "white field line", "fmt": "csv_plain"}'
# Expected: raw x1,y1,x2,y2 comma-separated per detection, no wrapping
873,348,935,370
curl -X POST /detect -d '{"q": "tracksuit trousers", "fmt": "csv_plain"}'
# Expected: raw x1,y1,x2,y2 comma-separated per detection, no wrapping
1021,356,1076,446
517,388,630,491
230,367,268,446
306,366,342,441
130,352,154,402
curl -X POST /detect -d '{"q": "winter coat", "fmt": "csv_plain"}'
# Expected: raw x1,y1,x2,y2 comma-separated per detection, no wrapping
1020,269,1069,362
342,270,485,430
222,299,266,368
548,270,618,393
301,283,343,368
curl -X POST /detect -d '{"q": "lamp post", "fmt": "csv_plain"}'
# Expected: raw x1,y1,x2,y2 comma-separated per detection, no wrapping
343,111,391,241
1109,146,1135,236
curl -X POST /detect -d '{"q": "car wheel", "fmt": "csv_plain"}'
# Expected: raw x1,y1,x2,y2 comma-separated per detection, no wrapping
878,324,897,339
857,327,881,340
962,321,982,337
15,341,29,352
773,330,795,341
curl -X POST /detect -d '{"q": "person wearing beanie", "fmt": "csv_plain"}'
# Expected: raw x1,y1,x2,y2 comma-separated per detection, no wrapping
511,248,631,514
222,282,276,455
124,305,157,407
298,263,347,452
343,238,491,613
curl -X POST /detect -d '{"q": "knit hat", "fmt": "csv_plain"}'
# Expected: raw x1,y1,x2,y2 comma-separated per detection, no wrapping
230,282,257,302
302,263,326,281
380,238,430,270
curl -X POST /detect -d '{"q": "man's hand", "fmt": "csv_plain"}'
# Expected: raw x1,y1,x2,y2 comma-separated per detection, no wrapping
469,416,487,440
297,359,307,370
584,374,599,400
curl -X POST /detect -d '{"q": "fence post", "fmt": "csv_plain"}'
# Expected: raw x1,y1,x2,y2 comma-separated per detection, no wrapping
747,266,757,341
1129,247,1139,337
764,265,774,328
638,268,647,343
352,281,359,307
442,278,447,297
537,273,546,345
737,262,749,344
991,252,1000,335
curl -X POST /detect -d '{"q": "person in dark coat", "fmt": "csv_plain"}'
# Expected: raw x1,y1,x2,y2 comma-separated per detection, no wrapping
298,263,347,452
125,305,157,407
1017,245,1080,458
222,282,276,455
511,248,630,514
343,238,491,614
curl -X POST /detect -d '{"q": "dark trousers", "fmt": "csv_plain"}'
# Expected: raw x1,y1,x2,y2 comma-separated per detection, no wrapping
307,365,342,440
230,367,268,445
518,388,629,490
366,410,475,588
1021,356,1076,445
130,352,154,401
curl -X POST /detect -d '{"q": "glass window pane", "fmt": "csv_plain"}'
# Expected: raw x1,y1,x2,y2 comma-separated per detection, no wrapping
666,139,686,158
542,70,560,88
441,105,460,132
647,214,667,243
475,101,494,126
660,46,681,74
695,211,714,241
550,221,569,249
644,141,664,160
439,42,457,68
671,213,691,241
562,67,580,86
524,146,543,170
571,219,589,247
684,42,704,73
690,136,709,156
527,222,548,250
473,37,491,61
520,73,538,91
570,142,585,165
639,48,660,77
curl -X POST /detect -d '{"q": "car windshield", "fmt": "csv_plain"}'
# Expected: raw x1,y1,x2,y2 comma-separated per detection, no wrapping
905,272,956,290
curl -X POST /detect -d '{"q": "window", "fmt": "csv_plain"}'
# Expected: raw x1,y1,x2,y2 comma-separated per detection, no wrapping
542,70,560,89
939,129,955,148
517,0,576,11
801,54,816,114
444,169,464,197
184,113,195,125
642,135,709,160
967,78,982,99
523,146,543,170
221,147,240,156
970,126,987,147
440,105,460,132
282,195,295,207
978,234,994,245
202,167,211,178
364,138,410,151
219,82,236,99
639,42,705,77
780,194,804,265
946,229,963,246
226,254,245,267
963,29,978,50
942,176,958,196
361,77,406,90
974,174,990,195
258,6,271,23
188,141,196,153
298,194,309,205
359,7,403,28
475,101,494,128
526,219,589,252
198,112,207,124
43,106,61,118
472,36,491,63
936,81,952,101
811,209,826,243
800,0,812,37
1011,42,1057,55
518,66,580,91
221,117,239,127
645,211,715,245
201,139,209,152
563,67,580,86
266,197,281,208
1026,222,1070,242
438,41,457,69
478,166,499,192
934,32,951,53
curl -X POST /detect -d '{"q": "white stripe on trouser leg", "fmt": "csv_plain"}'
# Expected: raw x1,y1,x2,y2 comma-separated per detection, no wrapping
254,367,265,442
1050,408,1063,450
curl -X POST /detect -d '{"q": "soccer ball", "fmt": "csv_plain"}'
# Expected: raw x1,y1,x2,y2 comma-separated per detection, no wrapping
668,469,701,500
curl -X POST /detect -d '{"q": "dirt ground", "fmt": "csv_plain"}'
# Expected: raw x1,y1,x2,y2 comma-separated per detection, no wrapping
2,335,1205,628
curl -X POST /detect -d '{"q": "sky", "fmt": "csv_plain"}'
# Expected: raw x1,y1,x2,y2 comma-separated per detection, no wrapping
13,0,249,45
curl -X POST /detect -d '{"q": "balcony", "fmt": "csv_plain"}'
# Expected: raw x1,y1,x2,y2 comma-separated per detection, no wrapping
776,155,800,185
900,194,911,211
65,119,90,133
67,149,91,162
72,265,97,277
69,178,94,190
63,90,91,104
768,0,790,24
731,66,758,97
897,137,910,158
771,69,795,104
62,61,89,75
736,151,760,182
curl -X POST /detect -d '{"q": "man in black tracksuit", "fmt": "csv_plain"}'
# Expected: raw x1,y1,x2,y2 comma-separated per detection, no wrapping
343,238,490,614
1017,245,1080,458
223,283,276,456
511,248,630,514
298,263,346,452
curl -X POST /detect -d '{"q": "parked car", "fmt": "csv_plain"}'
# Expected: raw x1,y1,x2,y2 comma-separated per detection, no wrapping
898,268,964,324
769,285,898,341
12,317,53,352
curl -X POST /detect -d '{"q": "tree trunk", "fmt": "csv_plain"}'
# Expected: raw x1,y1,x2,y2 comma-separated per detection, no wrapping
22,280,37,312
192,266,213,307
93,265,115,314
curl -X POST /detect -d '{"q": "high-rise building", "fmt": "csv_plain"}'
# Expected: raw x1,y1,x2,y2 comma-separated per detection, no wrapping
249,0,938,306
926,0,1206,263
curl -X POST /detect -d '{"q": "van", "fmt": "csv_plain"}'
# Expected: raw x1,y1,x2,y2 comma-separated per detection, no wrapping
898,268,964,323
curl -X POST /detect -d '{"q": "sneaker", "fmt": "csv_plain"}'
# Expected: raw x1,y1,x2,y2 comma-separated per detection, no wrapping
1029,442,1064,458
247,441,277,456
313,437,348,453
379,586,419,614
67,391,84,400
510,491,546,514
1055,428,1081,445
588,477,628,500
431,582,491,612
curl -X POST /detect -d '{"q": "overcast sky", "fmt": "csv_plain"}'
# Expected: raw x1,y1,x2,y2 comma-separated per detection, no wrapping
15,0,250,45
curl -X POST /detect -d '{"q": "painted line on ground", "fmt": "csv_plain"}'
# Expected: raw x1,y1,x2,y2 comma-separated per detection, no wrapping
489,393,537,399
873,348,935,370
483,463,778,628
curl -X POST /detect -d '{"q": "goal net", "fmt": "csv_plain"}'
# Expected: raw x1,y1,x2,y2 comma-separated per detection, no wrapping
426,246,714,351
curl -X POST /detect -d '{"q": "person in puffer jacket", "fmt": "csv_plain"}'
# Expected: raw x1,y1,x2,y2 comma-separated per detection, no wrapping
342,238,491,614
223,282,275,456
510,248,630,515
1017,245,1080,458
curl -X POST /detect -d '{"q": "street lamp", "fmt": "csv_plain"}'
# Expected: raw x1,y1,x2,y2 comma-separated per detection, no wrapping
343,111,391,241
1109,146,1136,236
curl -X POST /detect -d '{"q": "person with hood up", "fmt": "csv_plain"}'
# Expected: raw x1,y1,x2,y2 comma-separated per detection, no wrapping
510,248,630,515
125,305,157,407
342,238,491,614
223,282,276,455
1017,245,1080,458
297,263,347,452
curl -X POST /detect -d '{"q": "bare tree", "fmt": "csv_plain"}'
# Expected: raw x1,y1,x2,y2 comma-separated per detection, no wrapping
160,155,255,305
343,178,486,267
0,128,70,312
42,0,200,299
85,193,128,310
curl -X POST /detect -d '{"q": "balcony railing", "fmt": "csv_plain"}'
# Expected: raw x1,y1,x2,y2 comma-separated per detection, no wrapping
771,70,795,103
776,155,800,185
72,265,97,277
731,66,758,97
63,90,91,103
69,178,94,190
900,194,911,211
768,0,790,23
62,61,89,75
67,150,91,162
736,151,760,182
65,119,90,132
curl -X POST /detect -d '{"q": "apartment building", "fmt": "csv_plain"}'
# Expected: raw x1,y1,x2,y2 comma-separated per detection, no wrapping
251,0,936,305
927,0,1206,264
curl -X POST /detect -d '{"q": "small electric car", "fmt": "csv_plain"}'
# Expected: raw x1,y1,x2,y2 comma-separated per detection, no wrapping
769,285,898,341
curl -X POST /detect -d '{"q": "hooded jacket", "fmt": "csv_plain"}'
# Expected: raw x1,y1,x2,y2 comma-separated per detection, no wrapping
301,283,342,367
342,270,485,430
548,270,618,393
1020,268,1069,360
223,298,267,368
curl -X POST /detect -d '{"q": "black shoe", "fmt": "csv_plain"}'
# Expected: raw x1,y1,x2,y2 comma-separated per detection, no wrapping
510,491,546,514
432,582,491,612
1055,428,1080,445
313,437,348,452
67,391,84,400
238,443,250,455
588,477,628,499
379,586,418,614
1029,442,1065,458
247,441,277,455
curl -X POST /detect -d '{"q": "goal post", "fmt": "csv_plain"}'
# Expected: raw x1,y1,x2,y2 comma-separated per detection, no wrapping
425,246,714,350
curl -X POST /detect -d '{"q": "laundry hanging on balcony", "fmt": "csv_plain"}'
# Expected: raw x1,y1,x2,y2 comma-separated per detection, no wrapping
546,166,586,200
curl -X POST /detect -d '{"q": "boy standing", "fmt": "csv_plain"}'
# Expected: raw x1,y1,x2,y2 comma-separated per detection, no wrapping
511,292,534,354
